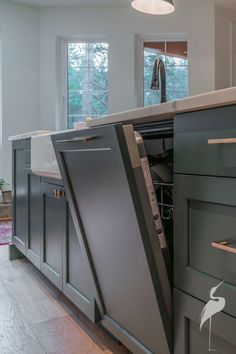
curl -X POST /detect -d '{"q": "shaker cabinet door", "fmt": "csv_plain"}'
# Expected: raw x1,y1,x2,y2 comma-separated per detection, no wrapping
174,174,236,318
40,182,65,290
52,124,171,354
12,139,30,255
174,289,236,354
27,174,42,268
174,105,236,177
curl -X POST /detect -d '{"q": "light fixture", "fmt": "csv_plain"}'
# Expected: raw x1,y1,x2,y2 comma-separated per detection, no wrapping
131,0,175,15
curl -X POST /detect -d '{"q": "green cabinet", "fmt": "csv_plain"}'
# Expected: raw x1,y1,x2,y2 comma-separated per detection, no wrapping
12,137,98,321
174,106,236,354
27,174,42,268
40,182,65,290
174,289,236,354
174,105,236,177
12,139,30,255
174,174,236,318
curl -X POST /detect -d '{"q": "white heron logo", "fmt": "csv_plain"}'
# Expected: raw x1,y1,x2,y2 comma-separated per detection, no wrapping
200,281,226,351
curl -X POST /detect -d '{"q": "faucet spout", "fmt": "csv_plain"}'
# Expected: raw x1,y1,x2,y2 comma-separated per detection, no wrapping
151,58,167,103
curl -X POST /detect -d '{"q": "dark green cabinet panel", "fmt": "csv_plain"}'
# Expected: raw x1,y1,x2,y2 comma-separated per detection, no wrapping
174,289,236,354
40,182,65,290
63,209,95,322
174,174,236,318
52,125,171,354
174,105,236,177
27,174,42,268
12,140,30,255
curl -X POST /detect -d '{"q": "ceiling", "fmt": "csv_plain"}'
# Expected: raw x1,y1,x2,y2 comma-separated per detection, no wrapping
7,0,236,10
8,0,128,6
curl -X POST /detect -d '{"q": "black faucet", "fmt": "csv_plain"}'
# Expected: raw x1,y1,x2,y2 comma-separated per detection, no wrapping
151,58,167,103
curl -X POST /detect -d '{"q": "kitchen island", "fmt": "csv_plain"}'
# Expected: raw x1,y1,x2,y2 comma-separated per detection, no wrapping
9,87,236,354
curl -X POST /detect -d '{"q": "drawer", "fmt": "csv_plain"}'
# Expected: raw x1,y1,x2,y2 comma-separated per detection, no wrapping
174,289,236,354
174,174,236,317
174,105,236,177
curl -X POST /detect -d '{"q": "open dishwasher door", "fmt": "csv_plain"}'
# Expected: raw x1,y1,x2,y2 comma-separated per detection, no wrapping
52,124,172,354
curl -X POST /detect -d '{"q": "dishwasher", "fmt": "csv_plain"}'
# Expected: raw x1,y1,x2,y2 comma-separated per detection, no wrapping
51,122,173,354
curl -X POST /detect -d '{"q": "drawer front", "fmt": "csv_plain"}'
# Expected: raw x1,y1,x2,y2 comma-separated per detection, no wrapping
174,105,236,177
174,289,236,354
174,174,236,317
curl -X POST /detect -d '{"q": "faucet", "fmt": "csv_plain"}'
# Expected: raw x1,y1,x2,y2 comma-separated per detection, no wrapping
151,58,167,103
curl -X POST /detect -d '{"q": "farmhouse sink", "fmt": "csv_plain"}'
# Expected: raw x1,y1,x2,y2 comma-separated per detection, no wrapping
31,132,62,179
31,124,88,180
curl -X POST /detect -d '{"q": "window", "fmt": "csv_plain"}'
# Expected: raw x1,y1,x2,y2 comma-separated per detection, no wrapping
65,41,109,129
143,41,188,106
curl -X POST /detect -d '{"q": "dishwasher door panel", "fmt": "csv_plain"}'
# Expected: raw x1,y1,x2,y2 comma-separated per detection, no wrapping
52,124,171,354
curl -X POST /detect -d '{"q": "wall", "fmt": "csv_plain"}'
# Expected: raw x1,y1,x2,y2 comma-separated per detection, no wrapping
231,22,236,86
39,1,216,130
0,0,40,182
215,5,236,90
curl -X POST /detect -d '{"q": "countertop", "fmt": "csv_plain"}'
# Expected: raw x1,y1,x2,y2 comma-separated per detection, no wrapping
8,87,236,141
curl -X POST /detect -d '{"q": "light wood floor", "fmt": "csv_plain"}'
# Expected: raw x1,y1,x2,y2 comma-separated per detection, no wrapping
0,246,131,354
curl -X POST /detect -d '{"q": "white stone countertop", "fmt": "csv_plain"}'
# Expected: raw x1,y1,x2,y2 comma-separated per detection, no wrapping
8,87,236,141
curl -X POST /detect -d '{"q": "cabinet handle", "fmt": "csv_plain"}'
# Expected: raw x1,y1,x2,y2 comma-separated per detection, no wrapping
56,136,96,144
212,240,236,254
208,138,236,145
53,189,65,199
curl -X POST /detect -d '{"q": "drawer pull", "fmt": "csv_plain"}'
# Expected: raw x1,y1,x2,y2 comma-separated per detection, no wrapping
56,136,96,144
212,240,236,254
208,138,236,145
53,189,65,199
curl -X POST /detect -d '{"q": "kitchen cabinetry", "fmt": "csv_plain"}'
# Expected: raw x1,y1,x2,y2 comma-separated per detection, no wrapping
12,140,96,321
175,174,236,318
174,106,236,354
12,105,236,354
27,174,41,268
12,139,30,255
40,181,65,290
174,289,236,354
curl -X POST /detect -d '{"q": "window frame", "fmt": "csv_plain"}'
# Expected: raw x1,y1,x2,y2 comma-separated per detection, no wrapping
61,36,109,130
134,34,188,108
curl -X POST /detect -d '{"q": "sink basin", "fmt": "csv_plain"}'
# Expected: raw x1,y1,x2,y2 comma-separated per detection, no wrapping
31,132,62,180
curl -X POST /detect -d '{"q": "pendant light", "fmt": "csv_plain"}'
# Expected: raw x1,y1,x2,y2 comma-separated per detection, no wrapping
131,0,175,15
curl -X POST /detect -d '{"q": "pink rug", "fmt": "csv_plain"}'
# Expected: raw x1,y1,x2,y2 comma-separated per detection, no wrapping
0,221,12,245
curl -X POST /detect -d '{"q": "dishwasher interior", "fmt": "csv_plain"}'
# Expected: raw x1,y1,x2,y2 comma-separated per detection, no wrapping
136,121,174,284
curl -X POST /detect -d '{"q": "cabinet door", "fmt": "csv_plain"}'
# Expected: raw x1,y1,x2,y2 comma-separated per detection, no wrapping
12,140,30,255
174,105,236,177
174,174,236,318
174,289,236,354
52,124,171,354
27,174,42,268
40,182,65,290
63,209,95,322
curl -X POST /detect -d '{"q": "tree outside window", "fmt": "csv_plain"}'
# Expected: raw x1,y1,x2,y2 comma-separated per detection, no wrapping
67,42,108,129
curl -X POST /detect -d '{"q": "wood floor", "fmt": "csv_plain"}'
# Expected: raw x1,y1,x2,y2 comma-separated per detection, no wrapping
0,246,131,354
